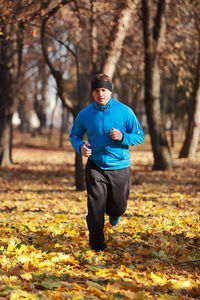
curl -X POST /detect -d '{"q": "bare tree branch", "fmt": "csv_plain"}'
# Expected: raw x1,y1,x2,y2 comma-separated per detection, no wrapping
40,0,78,113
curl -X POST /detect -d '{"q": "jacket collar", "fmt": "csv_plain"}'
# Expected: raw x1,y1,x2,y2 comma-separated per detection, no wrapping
94,98,113,111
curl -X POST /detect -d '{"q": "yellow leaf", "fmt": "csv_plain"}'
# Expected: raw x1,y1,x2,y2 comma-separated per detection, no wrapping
95,269,113,278
7,243,16,252
20,272,33,281
9,290,37,300
16,244,28,254
170,279,192,289
150,272,167,284
54,243,62,248
26,222,37,232
186,232,196,238
72,283,82,291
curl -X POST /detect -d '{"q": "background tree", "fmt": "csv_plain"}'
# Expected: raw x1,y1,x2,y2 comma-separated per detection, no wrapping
178,0,200,158
33,59,49,135
102,0,139,79
142,0,172,170
0,0,50,165
0,2,24,166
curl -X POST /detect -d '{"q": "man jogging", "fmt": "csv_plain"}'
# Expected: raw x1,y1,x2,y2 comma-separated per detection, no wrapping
70,73,144,252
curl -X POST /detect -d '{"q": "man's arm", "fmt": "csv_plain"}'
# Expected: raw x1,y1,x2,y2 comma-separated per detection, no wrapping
120,109,144,146
69,113,86,154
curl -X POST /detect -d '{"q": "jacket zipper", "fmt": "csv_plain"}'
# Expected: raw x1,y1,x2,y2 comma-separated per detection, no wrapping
102,109,106,168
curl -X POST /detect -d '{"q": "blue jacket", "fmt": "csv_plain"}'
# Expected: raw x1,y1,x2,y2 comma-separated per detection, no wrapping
70,98,144,170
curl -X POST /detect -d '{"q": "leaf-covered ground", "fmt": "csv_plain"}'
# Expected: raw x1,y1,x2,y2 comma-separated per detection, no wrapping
0,132,200,300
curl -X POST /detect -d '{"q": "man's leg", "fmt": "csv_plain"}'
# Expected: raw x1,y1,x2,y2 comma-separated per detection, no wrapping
106,167,131,218
85,160,108,251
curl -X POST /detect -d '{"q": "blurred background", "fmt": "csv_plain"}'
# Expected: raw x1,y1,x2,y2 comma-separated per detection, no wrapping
0,0,199,189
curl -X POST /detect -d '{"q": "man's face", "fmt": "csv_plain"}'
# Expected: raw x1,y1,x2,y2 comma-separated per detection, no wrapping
92,88,111,106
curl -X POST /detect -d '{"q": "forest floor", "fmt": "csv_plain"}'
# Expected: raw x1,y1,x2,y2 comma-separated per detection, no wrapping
0,131,200,300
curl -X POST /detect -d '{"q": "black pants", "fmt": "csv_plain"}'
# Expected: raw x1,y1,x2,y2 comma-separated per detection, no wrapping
85,159,131,251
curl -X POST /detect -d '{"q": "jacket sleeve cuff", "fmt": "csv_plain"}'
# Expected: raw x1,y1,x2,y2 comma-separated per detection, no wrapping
120,133,127,145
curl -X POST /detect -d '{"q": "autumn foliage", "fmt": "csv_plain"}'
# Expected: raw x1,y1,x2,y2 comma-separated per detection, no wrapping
0,132,199,299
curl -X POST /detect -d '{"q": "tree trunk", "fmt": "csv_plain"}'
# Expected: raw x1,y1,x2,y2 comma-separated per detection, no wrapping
0,113,12,166
18,98,30,132
0,11,23,166
0,28,14,166
48,94,58,142
59,105,69,149
142,0,172,170
90,0,98,74
179,34,200,158
75,153,85,191
0,55,12,166
39,60,48,134
102,0,138,79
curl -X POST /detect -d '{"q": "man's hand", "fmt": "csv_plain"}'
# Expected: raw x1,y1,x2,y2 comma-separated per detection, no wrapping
110,128,123,141
81,143,92,157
